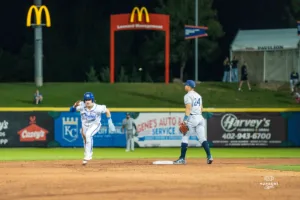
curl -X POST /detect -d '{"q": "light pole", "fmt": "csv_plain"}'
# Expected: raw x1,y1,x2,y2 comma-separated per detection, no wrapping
195,0,198,82
33,0,43,87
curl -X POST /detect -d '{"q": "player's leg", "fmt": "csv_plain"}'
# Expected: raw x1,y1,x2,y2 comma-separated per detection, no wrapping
129,131,134,151
84,124,101,162
80,128,86,158
125,132,130,152
173,135,189,164
173,125,194,164
196,120,213,164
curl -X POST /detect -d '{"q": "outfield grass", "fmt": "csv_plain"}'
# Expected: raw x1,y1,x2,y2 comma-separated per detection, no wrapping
250,165,300,172
0,148,300,161
0,82,297,107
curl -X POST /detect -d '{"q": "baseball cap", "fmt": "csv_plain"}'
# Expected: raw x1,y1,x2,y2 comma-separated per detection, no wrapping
184,80,196,88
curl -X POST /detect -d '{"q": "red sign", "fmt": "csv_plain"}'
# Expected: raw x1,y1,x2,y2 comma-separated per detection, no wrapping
17,116,49,142
110,6,170,84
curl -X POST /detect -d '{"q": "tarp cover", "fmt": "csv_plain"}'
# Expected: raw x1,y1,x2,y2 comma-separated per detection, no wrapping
231,28,300,51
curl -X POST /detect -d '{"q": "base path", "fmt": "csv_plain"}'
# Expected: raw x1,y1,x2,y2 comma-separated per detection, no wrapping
0,158,300,200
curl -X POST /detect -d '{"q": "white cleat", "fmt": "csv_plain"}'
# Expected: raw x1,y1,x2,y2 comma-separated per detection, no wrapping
82,160,88,165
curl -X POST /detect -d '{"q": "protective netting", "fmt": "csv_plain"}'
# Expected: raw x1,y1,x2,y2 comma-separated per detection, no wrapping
232,50,300,83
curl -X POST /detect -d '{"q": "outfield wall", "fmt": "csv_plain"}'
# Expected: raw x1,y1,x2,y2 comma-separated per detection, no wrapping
0,108,299,148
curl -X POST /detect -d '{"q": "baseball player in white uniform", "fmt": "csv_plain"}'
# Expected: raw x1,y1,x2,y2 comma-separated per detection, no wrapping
70,92,116,165
173,80,213,164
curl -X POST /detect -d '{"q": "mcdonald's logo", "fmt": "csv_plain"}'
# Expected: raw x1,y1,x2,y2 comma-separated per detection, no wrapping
130,7,150,23
26,5,51,27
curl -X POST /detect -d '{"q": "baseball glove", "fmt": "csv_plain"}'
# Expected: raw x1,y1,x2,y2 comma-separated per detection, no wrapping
179,122,189,135
74,100,81,107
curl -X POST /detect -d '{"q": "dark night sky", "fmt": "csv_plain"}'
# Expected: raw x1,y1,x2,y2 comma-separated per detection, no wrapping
0,0,293,66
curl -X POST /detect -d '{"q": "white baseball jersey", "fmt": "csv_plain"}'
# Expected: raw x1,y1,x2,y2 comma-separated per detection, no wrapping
184,91,202,115
76,101,107,127
182,91,206,144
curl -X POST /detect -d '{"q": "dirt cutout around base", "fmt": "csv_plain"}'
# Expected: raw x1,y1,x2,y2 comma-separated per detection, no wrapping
0,158,300,200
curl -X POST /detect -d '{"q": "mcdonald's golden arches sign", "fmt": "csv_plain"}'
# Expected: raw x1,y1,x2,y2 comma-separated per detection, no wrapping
26,5,51,27
130,7,150,23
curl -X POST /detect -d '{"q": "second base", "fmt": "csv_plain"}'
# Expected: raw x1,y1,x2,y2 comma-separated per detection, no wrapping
152,161,174,165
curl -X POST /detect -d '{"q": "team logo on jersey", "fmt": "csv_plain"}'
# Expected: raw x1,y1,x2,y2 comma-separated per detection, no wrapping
18,116,48,142
62,117,79,142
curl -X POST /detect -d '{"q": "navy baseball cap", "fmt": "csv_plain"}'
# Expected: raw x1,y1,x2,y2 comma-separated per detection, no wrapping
184,80,196,88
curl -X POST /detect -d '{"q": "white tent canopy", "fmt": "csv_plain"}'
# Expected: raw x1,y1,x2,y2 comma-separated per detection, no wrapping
231,28,300,51
230,28,300,82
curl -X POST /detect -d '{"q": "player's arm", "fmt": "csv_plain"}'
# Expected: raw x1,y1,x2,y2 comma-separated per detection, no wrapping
183,96,192,123
105,108,111,118
133,122,137,131
69,100,81,112
99,105,116,132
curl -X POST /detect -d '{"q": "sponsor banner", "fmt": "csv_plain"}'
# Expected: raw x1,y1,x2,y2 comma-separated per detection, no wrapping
207,112,287,147
287,112,300,146
54,112,126,147
0,112,54,147
133,113,207,147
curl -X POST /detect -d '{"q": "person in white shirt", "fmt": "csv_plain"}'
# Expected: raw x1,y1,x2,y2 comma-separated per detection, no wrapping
70,92,116,165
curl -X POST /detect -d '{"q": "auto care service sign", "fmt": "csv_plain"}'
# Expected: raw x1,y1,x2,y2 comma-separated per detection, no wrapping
133,113,207,147
207,112,287,147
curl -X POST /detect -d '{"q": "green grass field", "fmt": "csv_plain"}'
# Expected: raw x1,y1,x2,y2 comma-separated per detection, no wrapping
1,148,300,161
250,165,300,172
0,82,297,107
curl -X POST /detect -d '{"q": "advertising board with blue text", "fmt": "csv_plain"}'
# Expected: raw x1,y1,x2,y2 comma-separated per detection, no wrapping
54,112,126,147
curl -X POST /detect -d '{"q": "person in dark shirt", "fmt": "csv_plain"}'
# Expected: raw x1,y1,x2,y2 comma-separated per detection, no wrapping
222,57,230,82
238,62,251,91
290,69,299,93
231,56,239,82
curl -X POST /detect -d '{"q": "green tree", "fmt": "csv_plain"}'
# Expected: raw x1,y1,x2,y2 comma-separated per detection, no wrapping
86,65,99,82
287,0,300,25
142,0,224,81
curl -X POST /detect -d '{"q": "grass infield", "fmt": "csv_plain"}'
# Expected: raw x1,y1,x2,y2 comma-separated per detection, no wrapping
1,148,300,161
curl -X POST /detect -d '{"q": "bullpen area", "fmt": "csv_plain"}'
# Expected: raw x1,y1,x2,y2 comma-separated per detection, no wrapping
1,148,300,200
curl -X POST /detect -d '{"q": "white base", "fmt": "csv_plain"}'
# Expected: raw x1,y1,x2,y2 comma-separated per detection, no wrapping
152,161,174,165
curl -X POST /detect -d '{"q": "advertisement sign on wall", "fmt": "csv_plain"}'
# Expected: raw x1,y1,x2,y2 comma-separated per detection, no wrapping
0,112,54,147
207,112,287,147
133,112,207,147
54,112,127,147
287,112,300,146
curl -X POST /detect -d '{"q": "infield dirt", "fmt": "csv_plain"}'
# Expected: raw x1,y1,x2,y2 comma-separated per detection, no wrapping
0,158,300,200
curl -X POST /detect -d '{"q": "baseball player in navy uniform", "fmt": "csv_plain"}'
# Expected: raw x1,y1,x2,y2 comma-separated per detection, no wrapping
173,80,213,164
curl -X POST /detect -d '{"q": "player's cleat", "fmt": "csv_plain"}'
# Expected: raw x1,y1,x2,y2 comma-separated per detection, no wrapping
173,158,186,165
82,160,88,165
207,155,213,164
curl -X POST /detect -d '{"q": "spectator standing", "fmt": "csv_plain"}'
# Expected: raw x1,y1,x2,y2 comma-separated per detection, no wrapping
238,62,251,91
231,56,239,82
290,69,299,93
222,57,230,82
122,113,136,152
